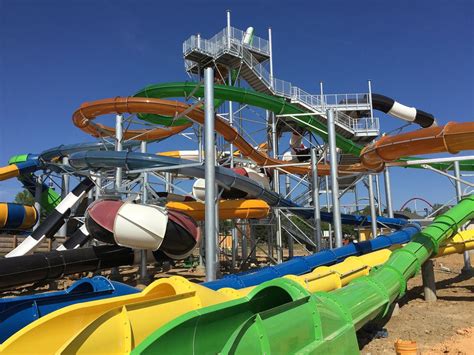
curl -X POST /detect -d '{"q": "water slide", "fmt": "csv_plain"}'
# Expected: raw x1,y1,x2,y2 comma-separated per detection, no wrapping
130,195,474,354
1,227,471,353
0,203,37,231
68,150,407,229
371,93,437,128
134,82,474,171
361,121,474,171
5,178,96,258
0,155,60,214
72,96,363,176
0,276,138,343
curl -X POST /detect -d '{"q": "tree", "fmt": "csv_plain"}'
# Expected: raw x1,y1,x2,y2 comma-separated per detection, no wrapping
14,189,34,205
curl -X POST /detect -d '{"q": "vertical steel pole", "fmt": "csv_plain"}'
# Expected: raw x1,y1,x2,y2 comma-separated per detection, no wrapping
311,148,322,251
139,141,150,283
268,27,273,86
327,109,342,247
320,81,325,111
115,114,123,191
384,168,394,218
271,113,283,263
204,67,218,281
375,174,383,215
285,174,293,258
367,174,378,238
454,161,471,271
33,174,43,231
58,157,70,237
368,80,374,121
226,10,231,49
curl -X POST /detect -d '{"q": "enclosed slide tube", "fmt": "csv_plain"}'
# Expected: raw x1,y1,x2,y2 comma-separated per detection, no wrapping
361,121,474,171
0,276,139,344
202,224,420,290
68,150,407,229
1,231,473,353
135,82,474,171
85,199,199,259
2,155,61,214
371,93,437,128
132,196,474,354
5,178,95,258
0,203,37,231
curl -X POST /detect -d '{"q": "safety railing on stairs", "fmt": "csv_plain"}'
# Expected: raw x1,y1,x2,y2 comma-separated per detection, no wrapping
183,27,379,137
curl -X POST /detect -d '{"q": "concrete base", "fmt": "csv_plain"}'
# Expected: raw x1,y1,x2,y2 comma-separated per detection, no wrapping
421,260,437,302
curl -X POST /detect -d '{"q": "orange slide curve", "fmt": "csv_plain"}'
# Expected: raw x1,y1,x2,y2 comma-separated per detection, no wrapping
72,97,364,176
360,121,474,171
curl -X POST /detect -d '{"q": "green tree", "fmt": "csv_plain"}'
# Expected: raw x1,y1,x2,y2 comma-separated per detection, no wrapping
14,189,34,205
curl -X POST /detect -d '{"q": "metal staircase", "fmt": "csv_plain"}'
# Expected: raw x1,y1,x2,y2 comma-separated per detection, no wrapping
183,26,379,141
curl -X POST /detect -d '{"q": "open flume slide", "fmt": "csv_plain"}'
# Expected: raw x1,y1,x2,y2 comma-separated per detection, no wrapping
0,203,37,231
0,276,138,344
1,229,471,351
131,195,474,354
135,82,474,171
72,96,363,176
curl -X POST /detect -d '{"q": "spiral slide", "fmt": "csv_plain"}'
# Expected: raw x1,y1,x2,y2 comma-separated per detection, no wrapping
0,203,37,231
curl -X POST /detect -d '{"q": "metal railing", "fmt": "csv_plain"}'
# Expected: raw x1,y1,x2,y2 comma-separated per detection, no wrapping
182,26,378,136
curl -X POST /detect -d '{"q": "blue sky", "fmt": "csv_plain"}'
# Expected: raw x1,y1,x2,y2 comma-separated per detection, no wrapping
0,0,473,211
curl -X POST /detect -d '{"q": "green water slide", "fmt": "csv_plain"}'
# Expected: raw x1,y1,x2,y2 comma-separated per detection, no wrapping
8,155,61,214
135,82,474,171
133,195,474,354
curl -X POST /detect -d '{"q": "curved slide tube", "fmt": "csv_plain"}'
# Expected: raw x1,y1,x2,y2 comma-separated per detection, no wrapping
371,93,436,128
361,121,474,171
166,199,270,220
68,150,407,229
86,199,199,259
2,230,472,352
135,82,474,171
2,155,61,214
73,96,364,176
0,245,136,289
0,276,232,354
0,203,37,231
0,276,138,344
134,196,474,353
6,178,95,258
202,225,419,290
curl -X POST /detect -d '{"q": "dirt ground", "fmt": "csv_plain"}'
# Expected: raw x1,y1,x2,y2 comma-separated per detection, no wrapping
1,252,472,354
360,253,474,354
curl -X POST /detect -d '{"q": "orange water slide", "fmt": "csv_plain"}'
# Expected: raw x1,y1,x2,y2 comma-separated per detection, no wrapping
73,97,364,175
166,199,270,220
360,121,474,171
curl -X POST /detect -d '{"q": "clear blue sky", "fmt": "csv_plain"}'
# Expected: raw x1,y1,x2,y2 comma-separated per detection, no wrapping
0,0,473,211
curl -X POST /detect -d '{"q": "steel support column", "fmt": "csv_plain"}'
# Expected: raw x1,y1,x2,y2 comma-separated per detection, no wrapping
367,174,378,238
271,112,283,262
204,67,218,281
139,141,151,284
311,148,322,251
454,161,472,272
58,157,70,237
384,168,394,218
327,109,342,247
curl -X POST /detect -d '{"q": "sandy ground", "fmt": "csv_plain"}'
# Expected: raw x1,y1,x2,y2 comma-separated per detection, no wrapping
360,253,474,354
1,252,472,354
